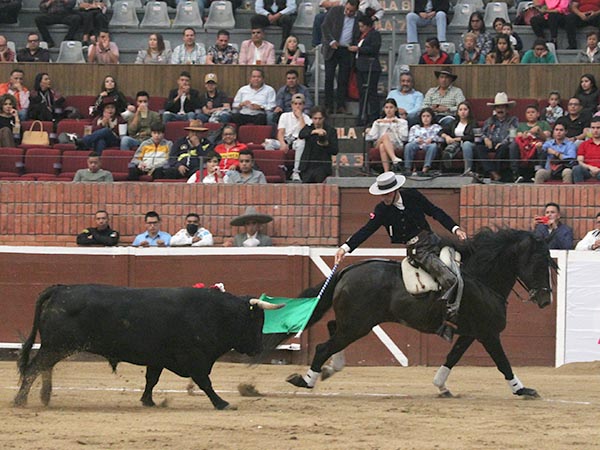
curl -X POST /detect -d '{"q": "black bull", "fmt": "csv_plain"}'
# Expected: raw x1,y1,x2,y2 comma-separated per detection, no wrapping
14,285,281,410
277,229,556,397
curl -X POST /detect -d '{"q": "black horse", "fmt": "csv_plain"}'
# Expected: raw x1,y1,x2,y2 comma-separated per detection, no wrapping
278,228,556,398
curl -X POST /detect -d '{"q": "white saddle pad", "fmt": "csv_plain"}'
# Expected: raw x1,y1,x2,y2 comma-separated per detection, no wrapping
401,247,461,295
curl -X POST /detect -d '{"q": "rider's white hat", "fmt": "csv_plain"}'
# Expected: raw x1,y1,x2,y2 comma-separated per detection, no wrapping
369,172,406,195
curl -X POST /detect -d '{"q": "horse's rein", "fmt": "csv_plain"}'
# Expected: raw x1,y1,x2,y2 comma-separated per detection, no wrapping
513,275,554,303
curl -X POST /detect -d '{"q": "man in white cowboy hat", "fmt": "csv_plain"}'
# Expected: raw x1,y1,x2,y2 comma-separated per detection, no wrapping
224,206,273,247
474,92,519,182
335,171,467,340
422,67,465,127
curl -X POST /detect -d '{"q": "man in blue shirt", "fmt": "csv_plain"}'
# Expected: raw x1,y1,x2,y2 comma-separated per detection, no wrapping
132,211,171,247
386,71,423,126
534,122,577,184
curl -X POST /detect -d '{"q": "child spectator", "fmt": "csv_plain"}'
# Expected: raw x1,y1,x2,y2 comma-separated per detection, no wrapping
542,91,564,125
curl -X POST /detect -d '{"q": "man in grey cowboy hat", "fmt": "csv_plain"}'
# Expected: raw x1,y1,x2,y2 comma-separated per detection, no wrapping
335,171,467,340
224,206,273,247
474,92,519,182
422,67,465,127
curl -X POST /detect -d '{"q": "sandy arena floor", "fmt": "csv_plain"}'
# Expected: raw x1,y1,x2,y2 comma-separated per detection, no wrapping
1,360,599,449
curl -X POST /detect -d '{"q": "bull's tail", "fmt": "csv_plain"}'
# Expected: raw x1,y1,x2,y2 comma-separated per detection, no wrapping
18,285,57,376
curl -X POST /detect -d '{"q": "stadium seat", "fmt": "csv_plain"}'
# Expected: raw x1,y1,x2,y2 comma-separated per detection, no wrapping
173,1,203,28
58,150,93,180
101,150,135,181
440,42,456,56
21,148,61,180
457,0,484,9
293,2,318,29
204,1,235,30
483,2,510,28
140,1,171,28
516,1,534,18
449,3,478,27
252,149,286,183
109,1,141,28
0,147,25,178
56,41,86,63
237,125,274,146
546,42,559,63
149,96,168,114
54,120,93,150
7,41,16,55
390,44,420,88
63,96,97,119
165,121,190,142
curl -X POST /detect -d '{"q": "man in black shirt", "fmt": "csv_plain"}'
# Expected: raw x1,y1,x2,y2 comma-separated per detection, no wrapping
17,33,50,62
557,97,592,147
76,210,119,246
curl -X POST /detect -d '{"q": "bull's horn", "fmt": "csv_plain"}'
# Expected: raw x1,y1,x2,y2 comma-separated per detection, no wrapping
250,298,285,310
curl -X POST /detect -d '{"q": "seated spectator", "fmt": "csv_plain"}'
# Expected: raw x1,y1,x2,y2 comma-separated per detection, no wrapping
0,0,21,25
35,0,82,48
252,0,297,48
120,91,162,150
541,90,564,125
171,27,206,65
485,34,520,64
77,0,109,46
206,29,239,65
91,75,132,118
534,122,576,184
366,99,408,173
214,125,248,174
77,99,122,155
419,37,450,65
0,93,19,148
573,116,600,183
406,0,448,45
73,152,114,182
576,31,600,63
28,72,65,122
574,212,600,251
514,104,551,181
170,213,214,247
223,206,273,247
163,119,209,180
492,17,506,35
0,69,30,121
299,105,339,183
0,35,15,62
567,3,600,50
279,35,307,67
439,101,476,174
403,107,443,175
532,202,573,250
574,73,599,117
132,211,171,247
556,97,591,147
76,210,119,246
274,69,313,122
530,0,569,48
17,33,50,63
239,27,276,65
501,22,523,53
186,150,223,183
196,73,231,124
88,30,119,64
473,92,519,182
386,71,423,127
521,39,557,63
277,93,312,181
422,67,465,127
459,12,493,61
453,32,484,65
135,33,172,64
128,122,172,180
163,71,200,124
232,69,276,126
223,149,267,184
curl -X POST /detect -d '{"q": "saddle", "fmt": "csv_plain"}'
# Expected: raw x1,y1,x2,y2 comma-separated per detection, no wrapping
401,247,462,295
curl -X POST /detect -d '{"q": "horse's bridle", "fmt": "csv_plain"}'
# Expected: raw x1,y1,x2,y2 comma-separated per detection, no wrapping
514,278,552,303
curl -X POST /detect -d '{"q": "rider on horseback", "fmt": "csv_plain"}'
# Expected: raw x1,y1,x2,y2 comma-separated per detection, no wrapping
335,171,468,341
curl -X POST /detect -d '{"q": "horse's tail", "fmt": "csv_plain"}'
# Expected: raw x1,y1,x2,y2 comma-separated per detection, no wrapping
18,285,57,376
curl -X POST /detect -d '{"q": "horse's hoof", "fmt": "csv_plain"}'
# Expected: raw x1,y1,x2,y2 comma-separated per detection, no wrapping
141,398,156,407
13,397,27,408
438,390,454,398
286,373,311,389
515,387,540,399
321,365,335,381
186,382,195,396
216,402,236,411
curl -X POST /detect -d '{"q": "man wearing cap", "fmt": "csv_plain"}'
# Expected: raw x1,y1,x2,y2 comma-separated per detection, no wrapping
422,67,465,127
163,119,210,180
335,171,467,340
163,71,201,124
196,73,231,124
474,92,520,182
224,206,273,247
206,30,239,65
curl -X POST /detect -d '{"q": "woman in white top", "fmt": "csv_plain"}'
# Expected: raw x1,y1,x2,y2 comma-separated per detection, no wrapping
135,33,172,64
367,99,408,172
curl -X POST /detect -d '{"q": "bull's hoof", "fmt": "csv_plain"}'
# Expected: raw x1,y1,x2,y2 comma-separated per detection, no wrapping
515,387,540,399
437,389,454,398
186,381,195,396
321,365,335,381
286,373,311,389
